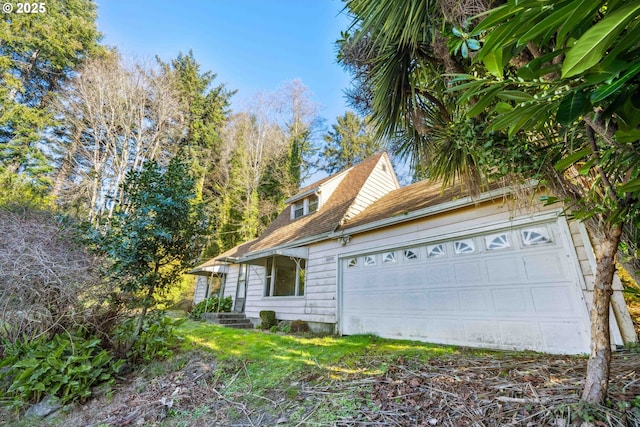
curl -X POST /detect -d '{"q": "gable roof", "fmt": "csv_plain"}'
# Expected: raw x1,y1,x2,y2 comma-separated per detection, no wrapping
248,152,388,252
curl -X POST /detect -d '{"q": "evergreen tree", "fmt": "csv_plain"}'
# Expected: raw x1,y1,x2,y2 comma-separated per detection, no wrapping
0,0,102,196
321,111,383,174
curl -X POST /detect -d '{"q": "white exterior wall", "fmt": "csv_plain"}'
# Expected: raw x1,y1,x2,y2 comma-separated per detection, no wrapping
193,276,209,305
344,157,399,223
221,265,240,300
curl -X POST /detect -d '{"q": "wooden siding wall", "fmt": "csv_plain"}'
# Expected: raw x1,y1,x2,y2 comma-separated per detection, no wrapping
221,266,240,300
343,157,399,223
193,276,209,305
319,171,347,206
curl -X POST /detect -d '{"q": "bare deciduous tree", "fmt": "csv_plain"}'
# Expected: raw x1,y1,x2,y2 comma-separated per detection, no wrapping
51,53,185,222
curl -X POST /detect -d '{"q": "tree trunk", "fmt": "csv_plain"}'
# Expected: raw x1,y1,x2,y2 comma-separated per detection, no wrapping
123,283,155,356
582,222,623,403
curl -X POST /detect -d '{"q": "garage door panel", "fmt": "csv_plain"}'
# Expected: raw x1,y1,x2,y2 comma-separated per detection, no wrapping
425,264,452,284
540,322,588,351
492,288,528,312
499,321,544,348
459,290,492,312
453,260,485,283
428,291,460,311
485,256,523,282
530,285,582,313
463,319,498,344
523,253,570,281
340,221,592,354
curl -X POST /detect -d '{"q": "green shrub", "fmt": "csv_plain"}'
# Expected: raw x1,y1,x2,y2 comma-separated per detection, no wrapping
260,310,277,330
189,296,233,320
0,333,122,410
114,311,185,363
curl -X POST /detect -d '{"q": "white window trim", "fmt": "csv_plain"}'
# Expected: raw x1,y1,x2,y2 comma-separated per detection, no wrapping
290,193,321,219
265,256,306,297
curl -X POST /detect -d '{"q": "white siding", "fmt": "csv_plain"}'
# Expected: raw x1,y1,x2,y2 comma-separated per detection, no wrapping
344,156,399,222
221,265,240,300
193,276,209,305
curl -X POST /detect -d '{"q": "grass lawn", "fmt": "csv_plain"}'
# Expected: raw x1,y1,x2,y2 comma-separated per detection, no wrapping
179,319,467,389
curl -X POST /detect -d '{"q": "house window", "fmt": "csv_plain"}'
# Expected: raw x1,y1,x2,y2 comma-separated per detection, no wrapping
485,233,511,250
347,258,358,268
293,202,304,218
308,194,319,213
264,256,306,297
382,252,396,263
291,194,320,219
364,255,376,266
521,228,551,246
403,248,419,260
454,239,475,255
427,244,445,258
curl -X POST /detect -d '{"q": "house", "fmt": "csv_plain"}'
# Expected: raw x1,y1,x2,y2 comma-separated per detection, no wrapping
190,152,637,354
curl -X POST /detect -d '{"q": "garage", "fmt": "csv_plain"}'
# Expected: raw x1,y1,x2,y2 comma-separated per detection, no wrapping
339,219,594,354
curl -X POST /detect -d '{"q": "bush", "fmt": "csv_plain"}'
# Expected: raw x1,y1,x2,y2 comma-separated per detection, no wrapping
113,311,185,363
0,333,122,410
259,310,277,330
0,205,119,347
189,296,233,320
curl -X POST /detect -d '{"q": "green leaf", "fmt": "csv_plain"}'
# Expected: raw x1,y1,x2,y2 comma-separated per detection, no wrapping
497,90,535,102
556,90,588,126
452,26,464,37
518,1,580,45
483,49,504,78
562,2,640,78
461,41,469,58
619,178,640,193
494,101,513,114
590,61,640,103
466,86,502,117
555,147,591,171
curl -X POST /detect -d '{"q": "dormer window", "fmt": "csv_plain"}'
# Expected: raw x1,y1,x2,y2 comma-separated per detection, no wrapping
291,193,319,219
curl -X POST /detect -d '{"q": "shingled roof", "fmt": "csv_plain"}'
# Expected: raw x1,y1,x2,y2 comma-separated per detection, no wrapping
248,152,387,252
338,180,505,231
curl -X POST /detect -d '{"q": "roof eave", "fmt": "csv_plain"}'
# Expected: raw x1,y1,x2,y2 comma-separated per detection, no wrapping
332,183,533,238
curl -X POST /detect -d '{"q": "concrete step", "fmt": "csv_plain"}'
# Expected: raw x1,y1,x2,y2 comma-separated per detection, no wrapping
203,312,253,329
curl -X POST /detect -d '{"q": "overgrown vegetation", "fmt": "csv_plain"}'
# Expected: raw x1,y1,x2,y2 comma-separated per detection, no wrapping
188,296,233,320
5,321,636,426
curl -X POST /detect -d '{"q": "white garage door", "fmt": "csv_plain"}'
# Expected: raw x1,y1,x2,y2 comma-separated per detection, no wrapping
340,220,592,354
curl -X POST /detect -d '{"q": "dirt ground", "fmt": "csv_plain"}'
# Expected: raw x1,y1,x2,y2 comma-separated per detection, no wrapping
3,297,640,427
8,348,636,427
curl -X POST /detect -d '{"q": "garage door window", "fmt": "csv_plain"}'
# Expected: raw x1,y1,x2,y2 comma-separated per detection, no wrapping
485,233,511,250
522,228,551,246
403,248,419,260
347,258,358,268
383,252,397,263
364,255,376,266
427,244,445,258
454,239,475,255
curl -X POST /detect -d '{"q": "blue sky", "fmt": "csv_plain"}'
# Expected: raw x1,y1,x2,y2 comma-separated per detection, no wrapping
96,0,353,125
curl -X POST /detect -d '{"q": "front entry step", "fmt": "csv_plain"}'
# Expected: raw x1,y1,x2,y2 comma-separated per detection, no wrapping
202,312,253,329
